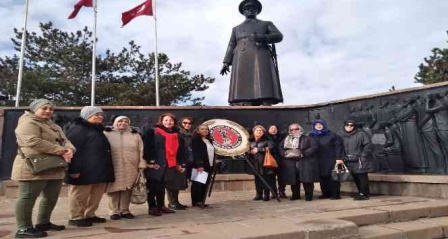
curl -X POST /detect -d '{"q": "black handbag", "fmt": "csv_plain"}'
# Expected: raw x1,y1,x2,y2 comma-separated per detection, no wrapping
330,163,352,182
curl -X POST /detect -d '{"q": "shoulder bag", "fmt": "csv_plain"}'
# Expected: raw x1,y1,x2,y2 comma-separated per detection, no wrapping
263,148,278,168
19,148,67,175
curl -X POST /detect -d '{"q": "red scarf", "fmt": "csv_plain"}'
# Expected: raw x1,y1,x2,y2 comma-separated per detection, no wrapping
155,127,179,168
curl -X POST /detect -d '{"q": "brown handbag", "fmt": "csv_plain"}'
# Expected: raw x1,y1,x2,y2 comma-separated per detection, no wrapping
263,148,278,168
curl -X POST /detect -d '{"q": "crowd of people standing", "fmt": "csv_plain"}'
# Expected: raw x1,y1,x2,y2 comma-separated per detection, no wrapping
11,98,373,238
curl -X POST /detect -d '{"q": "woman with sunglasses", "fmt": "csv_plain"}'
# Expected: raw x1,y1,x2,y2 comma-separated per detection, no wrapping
339,119,372,200
279,123,318,201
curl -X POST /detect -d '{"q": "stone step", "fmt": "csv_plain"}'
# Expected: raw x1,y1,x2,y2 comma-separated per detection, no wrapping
358,216,448,239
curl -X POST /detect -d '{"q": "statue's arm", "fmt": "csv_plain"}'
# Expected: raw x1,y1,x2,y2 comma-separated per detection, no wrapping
223,28,236,65
265,21,283,44
221,29,237,75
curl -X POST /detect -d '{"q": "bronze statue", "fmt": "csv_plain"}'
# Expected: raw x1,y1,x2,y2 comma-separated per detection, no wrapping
220,0,283,106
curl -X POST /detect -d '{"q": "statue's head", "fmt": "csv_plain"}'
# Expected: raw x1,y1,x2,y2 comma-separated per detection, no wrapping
239,0,262,17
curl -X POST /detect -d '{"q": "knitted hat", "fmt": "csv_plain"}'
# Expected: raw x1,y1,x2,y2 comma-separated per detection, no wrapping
80,106,103,120
29,99,54,112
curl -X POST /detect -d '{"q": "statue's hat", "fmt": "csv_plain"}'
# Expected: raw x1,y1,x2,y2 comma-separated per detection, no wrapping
239,0,262,14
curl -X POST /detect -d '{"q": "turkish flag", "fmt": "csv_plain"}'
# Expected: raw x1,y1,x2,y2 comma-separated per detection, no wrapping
121,0,153,27
68,0,93,19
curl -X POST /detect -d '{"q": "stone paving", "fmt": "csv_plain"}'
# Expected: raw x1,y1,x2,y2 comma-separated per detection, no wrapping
0,190,446,239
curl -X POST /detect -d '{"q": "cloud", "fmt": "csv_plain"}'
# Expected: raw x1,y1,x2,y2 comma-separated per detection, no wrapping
1,0,448,106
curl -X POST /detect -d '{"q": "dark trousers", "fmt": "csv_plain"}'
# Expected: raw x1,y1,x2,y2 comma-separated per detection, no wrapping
254,174,276,195
275,169,286,193
291,182,314,199
320,176,341,198
352,173,369,196
191,181,208,204
146,178,165,208
16,180,62,229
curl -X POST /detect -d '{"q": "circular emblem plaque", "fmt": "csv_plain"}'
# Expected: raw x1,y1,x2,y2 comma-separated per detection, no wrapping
203,119,250,157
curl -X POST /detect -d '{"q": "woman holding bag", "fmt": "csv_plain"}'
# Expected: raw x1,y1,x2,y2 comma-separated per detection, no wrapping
248,125,276,201
104,116,147,220
309,119,344,200
12,99,75,238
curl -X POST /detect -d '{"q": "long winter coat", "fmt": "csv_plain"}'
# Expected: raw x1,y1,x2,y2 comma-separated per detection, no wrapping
191,137,215,174
104,127,147,193
339,128,373,174
64,118,115,185
179,128,193,165
279,135,319,184
309,131,343,177
142,125,186,189
223,18,283,104
248,137,276,175
12,111,75,181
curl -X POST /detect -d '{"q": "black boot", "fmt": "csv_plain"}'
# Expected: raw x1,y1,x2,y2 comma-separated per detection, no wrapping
263,190,270,201
253,190,262,201
15,228,48,238
279,191,287,199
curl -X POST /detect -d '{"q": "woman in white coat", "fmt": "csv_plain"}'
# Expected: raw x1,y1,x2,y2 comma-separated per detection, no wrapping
104,116,147,220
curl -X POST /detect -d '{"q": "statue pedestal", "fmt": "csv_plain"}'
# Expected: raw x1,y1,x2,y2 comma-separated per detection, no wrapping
341,174,448,198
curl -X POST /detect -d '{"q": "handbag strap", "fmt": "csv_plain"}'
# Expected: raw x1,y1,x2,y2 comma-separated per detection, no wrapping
17,147,27,159
134,169,145,185
334,162,350,173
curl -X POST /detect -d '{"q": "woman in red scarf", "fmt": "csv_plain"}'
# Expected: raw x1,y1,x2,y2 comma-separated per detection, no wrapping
141,113,187,216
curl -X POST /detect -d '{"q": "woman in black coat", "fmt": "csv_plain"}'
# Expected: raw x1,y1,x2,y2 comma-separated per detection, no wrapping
64,106,114,227
309,119,344,200
279,123,319,201
141,113,187,216
190,124,217,208
248,125,276,201
266,125,287,198
339,119,373,200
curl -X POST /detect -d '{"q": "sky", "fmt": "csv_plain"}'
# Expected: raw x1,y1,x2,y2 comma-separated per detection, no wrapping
0,0,447,106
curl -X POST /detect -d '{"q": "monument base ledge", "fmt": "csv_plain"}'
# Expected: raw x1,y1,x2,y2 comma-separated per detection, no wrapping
4,173,448,198
342,173,448,198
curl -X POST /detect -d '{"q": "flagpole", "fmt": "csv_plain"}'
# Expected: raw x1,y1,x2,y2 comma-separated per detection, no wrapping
15,0,30,107
153,0,160,106
91,0,97,106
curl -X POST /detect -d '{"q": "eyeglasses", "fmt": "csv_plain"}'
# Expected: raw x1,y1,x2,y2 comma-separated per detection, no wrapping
345,124,355,127
290,128,300,131
182,122,192,125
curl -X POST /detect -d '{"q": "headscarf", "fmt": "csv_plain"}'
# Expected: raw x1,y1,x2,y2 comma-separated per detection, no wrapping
113,116,130,131
310,119,329,136
283,123,303,149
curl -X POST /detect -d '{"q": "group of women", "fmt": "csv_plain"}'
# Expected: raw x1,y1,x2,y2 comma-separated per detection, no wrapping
248,119,372,202
11,100,218,238
11,98,372,238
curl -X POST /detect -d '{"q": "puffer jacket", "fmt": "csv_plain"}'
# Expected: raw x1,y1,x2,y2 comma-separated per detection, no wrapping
104,127,147,193
11,111,75,181
64,118,115,185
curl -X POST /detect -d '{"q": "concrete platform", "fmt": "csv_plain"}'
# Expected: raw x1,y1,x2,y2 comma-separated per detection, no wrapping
1,190,448,238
